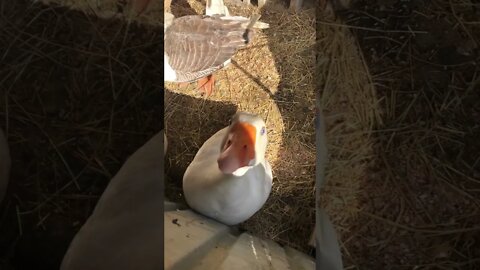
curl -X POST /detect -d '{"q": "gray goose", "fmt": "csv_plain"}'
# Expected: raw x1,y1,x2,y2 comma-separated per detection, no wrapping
164,12,267,96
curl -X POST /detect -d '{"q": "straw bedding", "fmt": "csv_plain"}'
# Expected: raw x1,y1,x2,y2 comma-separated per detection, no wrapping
32,0,318,253
0,0,162,268
164,0,316,252
317,18,380,231
320,0,480,268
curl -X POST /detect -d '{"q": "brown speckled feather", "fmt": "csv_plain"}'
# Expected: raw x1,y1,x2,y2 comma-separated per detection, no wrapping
164,15,255,82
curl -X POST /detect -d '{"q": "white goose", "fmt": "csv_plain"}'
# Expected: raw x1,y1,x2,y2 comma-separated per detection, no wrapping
183,112,272,225
164,0,268,96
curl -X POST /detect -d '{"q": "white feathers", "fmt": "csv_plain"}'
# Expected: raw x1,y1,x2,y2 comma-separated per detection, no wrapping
164,12,175,31
183,112,272,225
220,16,270,29
206,0,270,29
164,54,177,82
206,0,230,16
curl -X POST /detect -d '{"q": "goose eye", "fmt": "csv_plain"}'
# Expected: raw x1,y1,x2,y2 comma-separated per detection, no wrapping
260,127,266,135
243,145,247,149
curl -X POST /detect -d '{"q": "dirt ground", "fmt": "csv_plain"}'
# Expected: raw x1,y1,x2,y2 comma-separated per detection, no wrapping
322,0,480,269
0,1,162,269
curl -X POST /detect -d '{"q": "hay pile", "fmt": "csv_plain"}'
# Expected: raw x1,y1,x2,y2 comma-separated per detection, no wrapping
165,0,316,252
34,0,317,252
330,1,480,267
317,19,380,230
0,0,162,268
35,0,165,25
319,1,480,267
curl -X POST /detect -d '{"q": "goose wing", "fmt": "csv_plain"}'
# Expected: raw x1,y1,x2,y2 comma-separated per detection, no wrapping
164,15,254,82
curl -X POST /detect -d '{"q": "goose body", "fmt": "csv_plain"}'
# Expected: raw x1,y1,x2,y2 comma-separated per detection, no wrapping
164,14,260,94
183,112,272,225
164,0,268,96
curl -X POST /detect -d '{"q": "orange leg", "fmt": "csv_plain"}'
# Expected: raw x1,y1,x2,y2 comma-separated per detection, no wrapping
196,75,215,97
178,82,190,88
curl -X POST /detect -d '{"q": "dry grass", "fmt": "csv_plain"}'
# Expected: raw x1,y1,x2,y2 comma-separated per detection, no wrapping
35,0,166,25
0,0,161,268
35,0,317,253
320,0,480,268
164,0,316,252
5,0,477,268
316,10,381,250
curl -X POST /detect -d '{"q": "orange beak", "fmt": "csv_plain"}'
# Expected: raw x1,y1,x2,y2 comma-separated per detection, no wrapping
218,122,256,174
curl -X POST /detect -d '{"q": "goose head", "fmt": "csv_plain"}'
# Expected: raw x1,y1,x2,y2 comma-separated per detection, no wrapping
217,112,268,176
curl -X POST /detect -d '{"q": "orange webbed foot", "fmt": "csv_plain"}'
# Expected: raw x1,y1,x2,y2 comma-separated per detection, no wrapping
178,82,190,88
196,75,215,97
